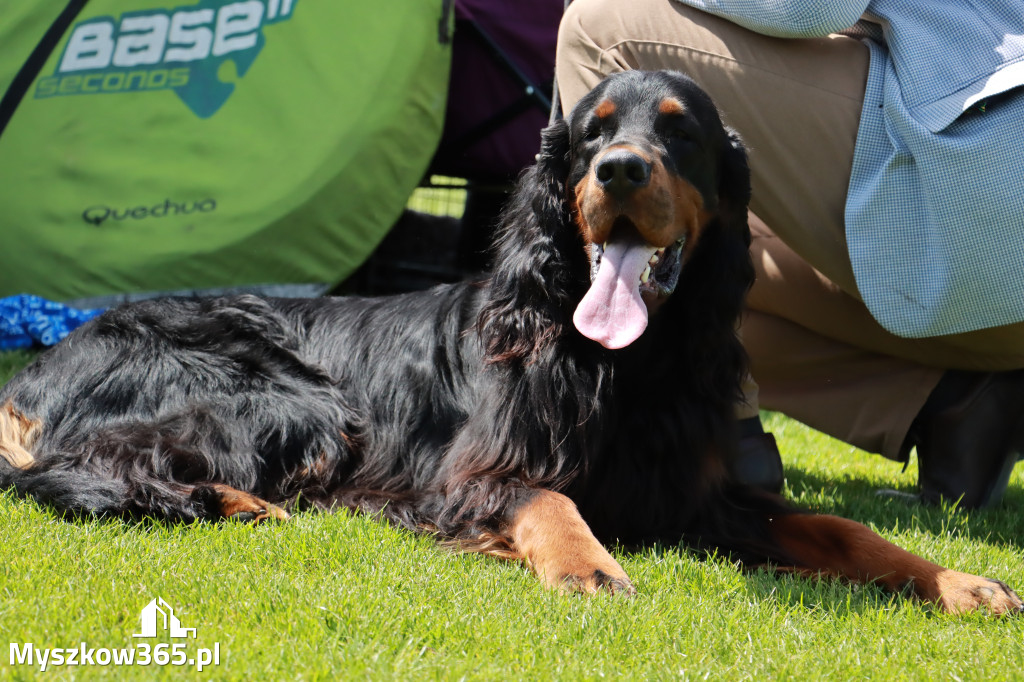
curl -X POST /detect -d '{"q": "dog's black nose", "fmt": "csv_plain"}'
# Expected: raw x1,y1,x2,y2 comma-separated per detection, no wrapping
595,150,651,198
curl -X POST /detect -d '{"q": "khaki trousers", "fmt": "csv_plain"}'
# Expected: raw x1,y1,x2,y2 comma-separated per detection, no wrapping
556,0,1024,460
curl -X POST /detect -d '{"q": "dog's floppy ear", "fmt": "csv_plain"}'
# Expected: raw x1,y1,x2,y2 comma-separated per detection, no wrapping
705,127,754,305
477,118,583,363
717,128,752,246
535,117,571,182
668,126,754,408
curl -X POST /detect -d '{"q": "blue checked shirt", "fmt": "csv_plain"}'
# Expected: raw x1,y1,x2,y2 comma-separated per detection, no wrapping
675,0,1024,337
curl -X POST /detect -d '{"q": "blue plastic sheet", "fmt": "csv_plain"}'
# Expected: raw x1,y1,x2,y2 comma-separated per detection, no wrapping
0,295,103,350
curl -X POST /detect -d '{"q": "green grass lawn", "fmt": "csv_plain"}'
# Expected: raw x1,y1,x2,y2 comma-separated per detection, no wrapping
1,350,1022,681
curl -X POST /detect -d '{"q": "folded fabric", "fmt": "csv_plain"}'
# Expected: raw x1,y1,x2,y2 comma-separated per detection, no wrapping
0,294,104,350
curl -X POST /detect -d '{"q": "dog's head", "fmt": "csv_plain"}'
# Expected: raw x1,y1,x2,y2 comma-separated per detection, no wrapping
564,70,751,349
481,70,751,362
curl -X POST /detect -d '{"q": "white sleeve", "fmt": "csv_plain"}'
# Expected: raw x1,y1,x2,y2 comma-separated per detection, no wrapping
671,0,870,38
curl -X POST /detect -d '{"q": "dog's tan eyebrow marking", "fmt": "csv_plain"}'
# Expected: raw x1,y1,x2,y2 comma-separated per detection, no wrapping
658,98,685,116
594,99,616,119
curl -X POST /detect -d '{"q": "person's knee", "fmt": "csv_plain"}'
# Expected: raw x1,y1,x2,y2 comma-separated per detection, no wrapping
557,0,730,112
557,0,624,53
556,0,625,111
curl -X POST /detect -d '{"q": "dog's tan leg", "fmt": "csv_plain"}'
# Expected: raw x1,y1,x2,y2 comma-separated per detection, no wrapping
192,483,290,523
0,401,40,469
507,489,634,595
770,513,1022,614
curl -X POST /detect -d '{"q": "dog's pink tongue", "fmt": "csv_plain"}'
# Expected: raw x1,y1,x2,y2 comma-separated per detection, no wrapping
573,241,657,349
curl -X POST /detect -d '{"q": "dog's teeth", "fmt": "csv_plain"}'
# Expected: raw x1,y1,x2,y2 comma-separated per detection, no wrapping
640,265,651,283
656,247,666,255
649,254,660,265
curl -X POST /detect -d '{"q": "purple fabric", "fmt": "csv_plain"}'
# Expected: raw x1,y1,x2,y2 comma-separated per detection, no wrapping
432,0,564,181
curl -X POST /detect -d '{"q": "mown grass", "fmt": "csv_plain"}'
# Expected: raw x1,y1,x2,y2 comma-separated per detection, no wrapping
1,350,1022,681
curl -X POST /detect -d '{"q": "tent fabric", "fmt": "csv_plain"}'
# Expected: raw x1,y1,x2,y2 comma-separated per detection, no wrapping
0,0,453,303
430,0,561,182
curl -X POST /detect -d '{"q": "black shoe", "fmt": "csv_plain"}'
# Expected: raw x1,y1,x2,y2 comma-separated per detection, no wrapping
732,418,785,493
905,369,1024,508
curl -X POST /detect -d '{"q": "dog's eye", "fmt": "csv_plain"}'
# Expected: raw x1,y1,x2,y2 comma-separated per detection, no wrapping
583,123,602,141
668,127,691,142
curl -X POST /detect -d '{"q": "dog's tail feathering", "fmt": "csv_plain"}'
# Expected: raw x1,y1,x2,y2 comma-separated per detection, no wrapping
0,403,257,520
0,400,40,472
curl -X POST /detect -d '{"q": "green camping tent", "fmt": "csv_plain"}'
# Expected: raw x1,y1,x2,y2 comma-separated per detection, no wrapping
0,0,452,305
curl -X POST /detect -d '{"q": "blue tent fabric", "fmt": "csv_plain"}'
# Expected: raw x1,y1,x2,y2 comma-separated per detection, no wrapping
0,294,103,350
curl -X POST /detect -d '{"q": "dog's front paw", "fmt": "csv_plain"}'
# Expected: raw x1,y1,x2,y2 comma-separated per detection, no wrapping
933,570,1023,615
227,504,290,523
560,568,636,596
528,542,635,596
510,489,635,596
192,483,291,523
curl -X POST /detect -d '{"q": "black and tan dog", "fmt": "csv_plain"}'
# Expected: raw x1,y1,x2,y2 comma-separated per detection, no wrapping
1,71,1020,614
